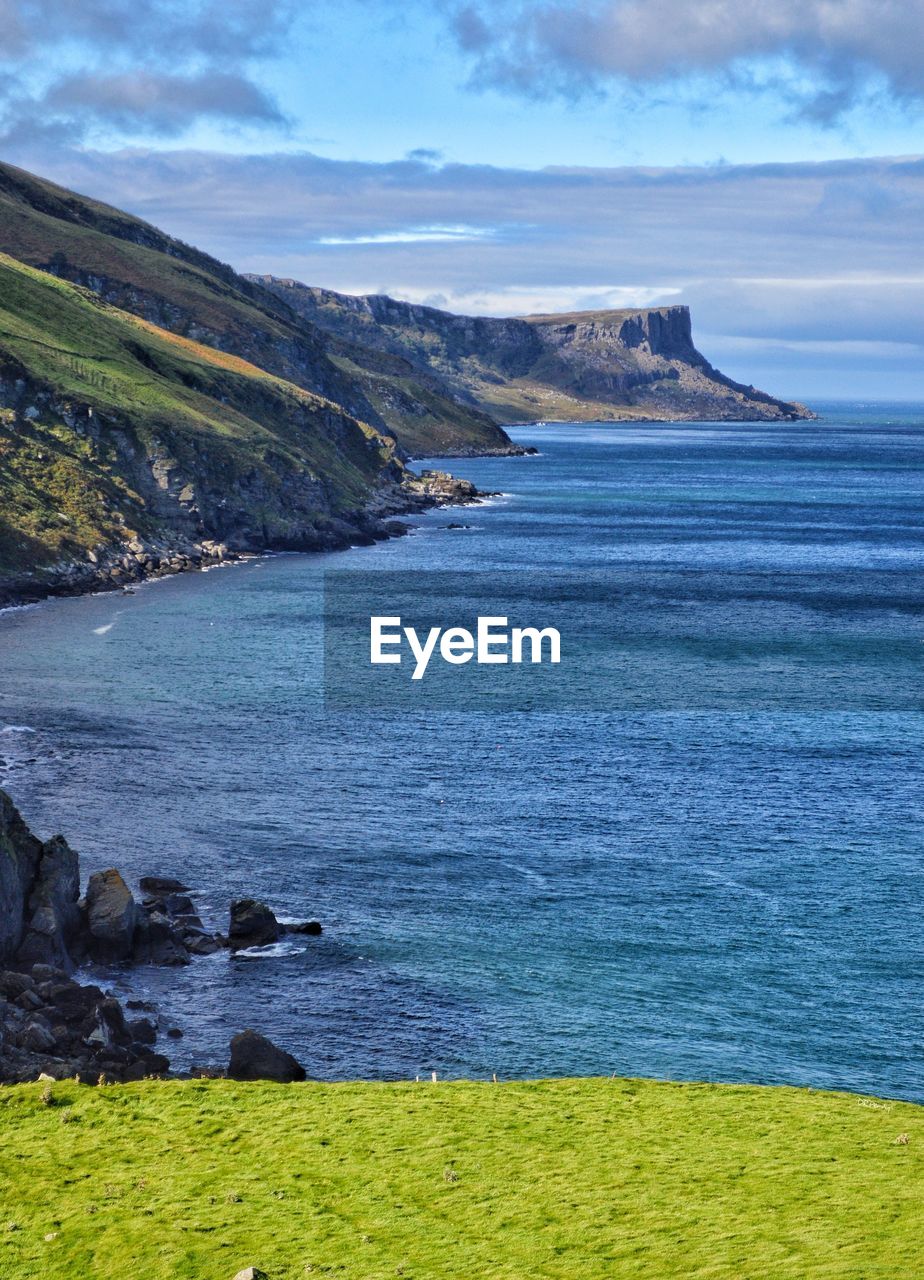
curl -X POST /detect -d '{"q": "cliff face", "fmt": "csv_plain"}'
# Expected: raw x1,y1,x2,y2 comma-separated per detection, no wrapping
257,282,811,425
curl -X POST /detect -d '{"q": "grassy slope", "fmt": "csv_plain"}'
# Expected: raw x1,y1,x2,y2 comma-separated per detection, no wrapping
0,162,513,456
0,255,394,573
0,1077,920,1280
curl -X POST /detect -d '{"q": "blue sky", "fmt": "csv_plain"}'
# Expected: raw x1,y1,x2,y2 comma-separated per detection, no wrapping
2,0,923,400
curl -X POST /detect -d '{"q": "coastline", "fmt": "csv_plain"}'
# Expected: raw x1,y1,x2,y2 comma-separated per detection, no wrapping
0,468,487,613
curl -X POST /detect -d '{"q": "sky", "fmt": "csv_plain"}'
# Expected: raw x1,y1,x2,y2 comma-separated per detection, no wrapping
1,0,923,401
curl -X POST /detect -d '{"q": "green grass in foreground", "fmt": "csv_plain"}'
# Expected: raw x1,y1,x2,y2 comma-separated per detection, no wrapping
0,1078,921,1280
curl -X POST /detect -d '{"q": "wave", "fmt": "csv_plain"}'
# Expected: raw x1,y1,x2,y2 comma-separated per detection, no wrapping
230,939,309,960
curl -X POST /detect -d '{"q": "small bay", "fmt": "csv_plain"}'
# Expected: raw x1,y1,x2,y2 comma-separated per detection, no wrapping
1,405,922,1098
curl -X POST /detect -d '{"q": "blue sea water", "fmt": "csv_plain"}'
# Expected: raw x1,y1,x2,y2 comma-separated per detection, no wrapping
0,404,922,1098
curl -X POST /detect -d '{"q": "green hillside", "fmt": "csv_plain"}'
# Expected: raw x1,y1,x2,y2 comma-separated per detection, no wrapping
0,1076,920,1280
0,162,515,457
0,254,401,583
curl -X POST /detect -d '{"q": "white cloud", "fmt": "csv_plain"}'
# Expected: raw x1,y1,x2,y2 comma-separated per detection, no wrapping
0,0,296,143
447,0,924,120
372,283,682,316
317,225,495,245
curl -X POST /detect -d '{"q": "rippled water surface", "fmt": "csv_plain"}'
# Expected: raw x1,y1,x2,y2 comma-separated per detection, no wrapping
1,406,922,1097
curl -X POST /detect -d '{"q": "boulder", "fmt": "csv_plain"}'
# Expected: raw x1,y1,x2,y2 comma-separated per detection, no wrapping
284,920,323,936
19,1018,56,1053
122,1052,170,1081
139,876,190,896
30,963,68,984
184,931,222,956
131,910,190,966
85,869,137,961
227,1030,305,1083
228,900,280,950
0,971,34,1000
45,981,105,1023
127,1017,157,1045
231,1269,269,1280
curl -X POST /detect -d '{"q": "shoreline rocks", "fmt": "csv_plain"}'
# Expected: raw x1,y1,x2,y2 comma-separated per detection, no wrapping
0,788,324,1084
85,869,137,962
0,962,170,1083
0,467,488,612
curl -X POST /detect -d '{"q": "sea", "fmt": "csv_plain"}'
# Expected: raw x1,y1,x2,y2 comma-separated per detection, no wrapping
1,402,922,1099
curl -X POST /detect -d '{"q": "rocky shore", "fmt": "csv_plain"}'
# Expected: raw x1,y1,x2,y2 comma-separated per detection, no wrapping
0,789,312,1084
0,468,487,610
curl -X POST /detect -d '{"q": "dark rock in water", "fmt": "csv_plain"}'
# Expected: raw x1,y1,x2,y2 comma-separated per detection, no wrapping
173,912,204,929
127,1017,157,1045
228,1029,306,1082
139,876,190,896
166,1026,183,1039
85,869,137,961
228,900,281,950
132,909,190,966
284,920,323,936
126,998,156,1012
184,930,221,956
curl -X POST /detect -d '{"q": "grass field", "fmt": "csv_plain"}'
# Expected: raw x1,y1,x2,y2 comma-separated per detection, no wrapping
0,1077,920,1279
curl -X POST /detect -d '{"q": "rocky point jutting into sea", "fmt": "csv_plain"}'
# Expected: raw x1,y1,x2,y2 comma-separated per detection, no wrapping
0,788,310,1084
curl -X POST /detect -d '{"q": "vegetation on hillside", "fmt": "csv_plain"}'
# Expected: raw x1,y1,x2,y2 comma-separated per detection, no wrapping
0,1076,919,1280
0,255,398,577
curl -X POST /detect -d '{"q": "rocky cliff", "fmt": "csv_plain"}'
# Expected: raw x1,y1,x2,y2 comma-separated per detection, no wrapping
255,281,812,425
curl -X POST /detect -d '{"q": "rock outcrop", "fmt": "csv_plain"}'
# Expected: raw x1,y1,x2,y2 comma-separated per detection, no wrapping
0,791,81,970
0,789,325,1082
85,870,137,962
228,1030,306,1083
228,900,282,951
